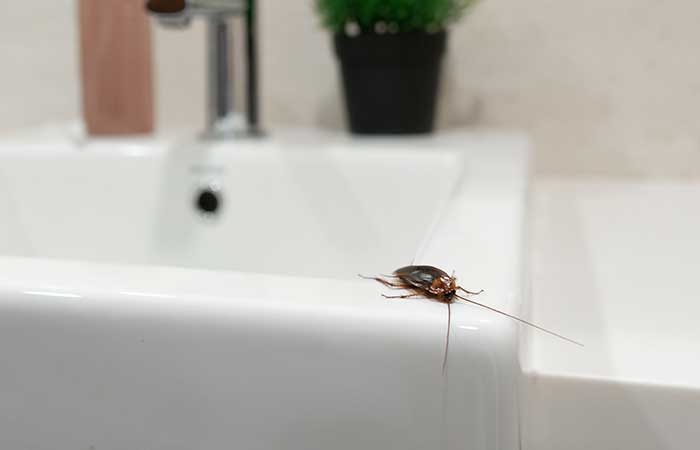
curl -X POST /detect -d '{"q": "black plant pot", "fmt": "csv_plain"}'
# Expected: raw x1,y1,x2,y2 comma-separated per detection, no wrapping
334,31,447,135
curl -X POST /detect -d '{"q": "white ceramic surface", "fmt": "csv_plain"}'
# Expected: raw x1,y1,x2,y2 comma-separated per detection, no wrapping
523,178,700,450
0,126,530,450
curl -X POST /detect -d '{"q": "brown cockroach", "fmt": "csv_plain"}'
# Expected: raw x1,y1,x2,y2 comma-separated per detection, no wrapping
360,265,582,372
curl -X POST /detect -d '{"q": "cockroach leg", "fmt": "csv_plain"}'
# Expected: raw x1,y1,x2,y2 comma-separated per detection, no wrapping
358,274,405,289
382,293,422,299
458,287,484,295
359,273,400,280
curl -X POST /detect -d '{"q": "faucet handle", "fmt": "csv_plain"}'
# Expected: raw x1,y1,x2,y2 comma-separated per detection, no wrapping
146,0,186,14
146,0,190,27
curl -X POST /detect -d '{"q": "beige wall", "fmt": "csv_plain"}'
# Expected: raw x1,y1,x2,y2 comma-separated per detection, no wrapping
2,0,700,177
0,1,80,128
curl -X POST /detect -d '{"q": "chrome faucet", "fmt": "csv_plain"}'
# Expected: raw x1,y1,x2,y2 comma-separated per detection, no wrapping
146,0,261,138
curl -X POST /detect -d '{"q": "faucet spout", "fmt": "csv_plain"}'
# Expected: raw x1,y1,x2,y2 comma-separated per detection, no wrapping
207,16,233,134
146,0,261,138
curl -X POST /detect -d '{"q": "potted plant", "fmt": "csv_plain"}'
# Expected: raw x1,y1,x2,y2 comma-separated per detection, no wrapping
316,0,475,134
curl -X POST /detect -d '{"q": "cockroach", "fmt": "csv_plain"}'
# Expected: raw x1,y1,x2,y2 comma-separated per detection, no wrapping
360,265,582,373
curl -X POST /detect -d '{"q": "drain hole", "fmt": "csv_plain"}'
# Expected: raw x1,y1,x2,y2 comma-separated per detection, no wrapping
196,189,221,215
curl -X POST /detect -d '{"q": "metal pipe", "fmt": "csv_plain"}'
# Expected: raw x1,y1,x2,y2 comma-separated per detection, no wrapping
245,0,259,134
207,15,232,132
148,0,261,138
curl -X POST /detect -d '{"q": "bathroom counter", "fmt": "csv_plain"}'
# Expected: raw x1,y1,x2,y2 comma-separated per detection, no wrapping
523,178,700,450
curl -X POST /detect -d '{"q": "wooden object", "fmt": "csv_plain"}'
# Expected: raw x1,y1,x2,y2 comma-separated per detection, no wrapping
79,0,154,135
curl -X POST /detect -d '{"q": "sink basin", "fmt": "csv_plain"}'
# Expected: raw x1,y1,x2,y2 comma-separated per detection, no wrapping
0,125,530,450
0,131,459,279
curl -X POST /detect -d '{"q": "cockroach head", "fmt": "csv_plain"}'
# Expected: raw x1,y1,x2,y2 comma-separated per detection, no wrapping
430,272,457,297
443,273,457,290
444,273,458,300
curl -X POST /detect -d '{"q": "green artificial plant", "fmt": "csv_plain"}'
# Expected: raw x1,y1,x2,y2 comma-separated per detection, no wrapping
316,0,475,34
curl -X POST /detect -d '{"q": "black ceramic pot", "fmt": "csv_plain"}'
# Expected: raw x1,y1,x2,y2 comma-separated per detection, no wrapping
334,31,447,135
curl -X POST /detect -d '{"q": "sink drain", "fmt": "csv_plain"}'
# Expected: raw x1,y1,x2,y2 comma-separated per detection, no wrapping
195,184,222,217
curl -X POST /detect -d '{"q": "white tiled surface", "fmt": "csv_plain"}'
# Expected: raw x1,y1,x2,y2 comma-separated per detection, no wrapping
0,0,80,130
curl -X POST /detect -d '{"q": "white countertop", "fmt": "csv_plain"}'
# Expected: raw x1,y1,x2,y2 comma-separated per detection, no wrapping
526,178,700,388
523,177,700,450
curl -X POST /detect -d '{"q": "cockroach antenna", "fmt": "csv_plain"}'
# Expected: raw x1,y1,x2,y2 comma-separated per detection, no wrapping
453,294,583,346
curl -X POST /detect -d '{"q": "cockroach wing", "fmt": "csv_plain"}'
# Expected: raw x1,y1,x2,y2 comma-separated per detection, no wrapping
394,265,450,289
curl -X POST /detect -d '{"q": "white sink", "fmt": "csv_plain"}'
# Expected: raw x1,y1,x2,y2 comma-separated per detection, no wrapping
0,125,530,450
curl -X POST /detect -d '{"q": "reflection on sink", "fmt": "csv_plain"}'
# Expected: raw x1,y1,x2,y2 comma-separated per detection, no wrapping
0,126,530,450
